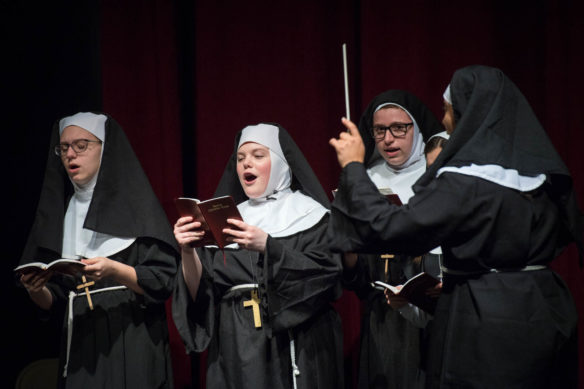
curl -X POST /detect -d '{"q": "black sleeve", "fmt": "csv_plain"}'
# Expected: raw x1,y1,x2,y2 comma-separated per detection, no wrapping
327,162,477,256
261,215,343,334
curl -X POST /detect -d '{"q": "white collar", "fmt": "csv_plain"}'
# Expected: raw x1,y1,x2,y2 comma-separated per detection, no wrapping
237,188,328,238
437,164,546,192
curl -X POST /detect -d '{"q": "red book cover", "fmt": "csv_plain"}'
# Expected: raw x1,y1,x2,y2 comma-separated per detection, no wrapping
378,188,403,206
174,196,243,249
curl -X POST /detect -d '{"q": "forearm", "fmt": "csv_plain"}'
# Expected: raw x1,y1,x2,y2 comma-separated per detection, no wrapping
181,247,203,301
111,261,145,295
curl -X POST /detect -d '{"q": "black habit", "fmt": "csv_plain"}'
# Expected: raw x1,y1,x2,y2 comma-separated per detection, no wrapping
343,90,443,389
329,66,581,388
20,113,178,388
172,124,344,389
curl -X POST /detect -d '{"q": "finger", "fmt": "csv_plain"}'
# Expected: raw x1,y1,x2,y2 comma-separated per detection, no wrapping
223,227,244,238
329,138,341,150
341,117,360,137
178,235,202,245
226,218,245,229
178,221,202,232
176,216,194,226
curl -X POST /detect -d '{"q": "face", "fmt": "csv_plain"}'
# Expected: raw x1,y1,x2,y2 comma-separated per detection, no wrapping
425,147,442,167
442,101,455,134
373,107,415,167
236,142,271,199
59,125,102,186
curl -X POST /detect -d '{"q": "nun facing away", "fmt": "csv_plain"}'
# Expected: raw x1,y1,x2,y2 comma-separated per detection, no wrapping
19,112,178,388
328,65,581,388
341,90,444,389
172,123,344,389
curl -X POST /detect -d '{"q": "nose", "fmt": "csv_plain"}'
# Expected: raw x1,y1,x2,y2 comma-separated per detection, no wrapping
383,129,395,143
241,155,252,167
64,145,77,159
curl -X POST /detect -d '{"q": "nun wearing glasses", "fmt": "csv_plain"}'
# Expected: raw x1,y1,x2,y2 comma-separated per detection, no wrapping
19,112,178,388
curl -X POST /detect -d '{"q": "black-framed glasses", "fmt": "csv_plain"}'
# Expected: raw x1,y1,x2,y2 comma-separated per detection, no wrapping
54,139,102,156
370,123,413,140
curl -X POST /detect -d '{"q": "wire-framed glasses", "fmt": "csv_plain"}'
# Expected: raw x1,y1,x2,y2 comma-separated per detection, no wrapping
370,123,413,140
54,139,102,156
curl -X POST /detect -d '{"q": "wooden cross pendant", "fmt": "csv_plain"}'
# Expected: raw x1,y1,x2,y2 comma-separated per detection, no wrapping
243,289,262,328
380,254,394,280
76,275,95,310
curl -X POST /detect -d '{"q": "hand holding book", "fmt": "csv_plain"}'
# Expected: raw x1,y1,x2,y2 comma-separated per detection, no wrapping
222,218,268,252
174,196,243,249
374,272,441,314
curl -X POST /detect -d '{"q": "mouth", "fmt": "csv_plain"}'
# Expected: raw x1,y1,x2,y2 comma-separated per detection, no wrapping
383,147,400,156
243,172,257,185
68,163,80,173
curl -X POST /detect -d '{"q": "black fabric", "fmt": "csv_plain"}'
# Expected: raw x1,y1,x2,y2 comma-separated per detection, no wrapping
19,113,178,388
173,217,344,389
213,123,330,209
415,65,583,261
344,253,439,389
344,90,443,388
357,90,444,167
173,124,343,388
20,113,178,263
52,238,176,388
329,162,579,387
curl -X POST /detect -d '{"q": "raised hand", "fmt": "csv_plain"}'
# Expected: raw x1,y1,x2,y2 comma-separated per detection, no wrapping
329,117,366,168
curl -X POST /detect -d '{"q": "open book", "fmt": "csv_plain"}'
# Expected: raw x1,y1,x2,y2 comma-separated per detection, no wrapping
174,195,243,249
374,272,440,314
14,259,86,275
378,188,402,206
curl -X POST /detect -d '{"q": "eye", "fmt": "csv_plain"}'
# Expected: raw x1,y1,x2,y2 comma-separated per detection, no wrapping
75,141,88,151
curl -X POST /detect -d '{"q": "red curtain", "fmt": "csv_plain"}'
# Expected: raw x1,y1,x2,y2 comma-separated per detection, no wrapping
99,1,584,388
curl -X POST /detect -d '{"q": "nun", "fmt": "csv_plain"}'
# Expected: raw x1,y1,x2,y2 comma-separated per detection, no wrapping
328,66,581,388
172,123,344,389
19,112,178,388
341,90,444,389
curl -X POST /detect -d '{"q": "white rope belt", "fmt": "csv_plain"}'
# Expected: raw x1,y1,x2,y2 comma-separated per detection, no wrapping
441,264,547,276
63,285,128,378
289,330,300,389
226,283,259,293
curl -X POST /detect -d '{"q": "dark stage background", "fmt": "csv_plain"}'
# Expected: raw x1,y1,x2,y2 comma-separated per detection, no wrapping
3,1,583,388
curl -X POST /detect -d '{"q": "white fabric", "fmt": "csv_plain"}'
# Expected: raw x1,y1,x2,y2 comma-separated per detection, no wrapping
443,84,452,105
236,124,328,237
60,112,136,259
238,189,328,238
367,157,426,203
372,103,424,171
428,130,450,142
59,112,106,141
437,164,546,192
238,123,291,198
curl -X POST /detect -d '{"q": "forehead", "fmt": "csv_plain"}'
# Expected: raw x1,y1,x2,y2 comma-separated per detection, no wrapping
60,125,98,141
237,142,269,154
373,106,411,124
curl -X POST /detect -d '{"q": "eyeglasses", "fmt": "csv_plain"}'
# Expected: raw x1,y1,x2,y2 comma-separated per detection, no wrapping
370,123,413,140
54,139,102,156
